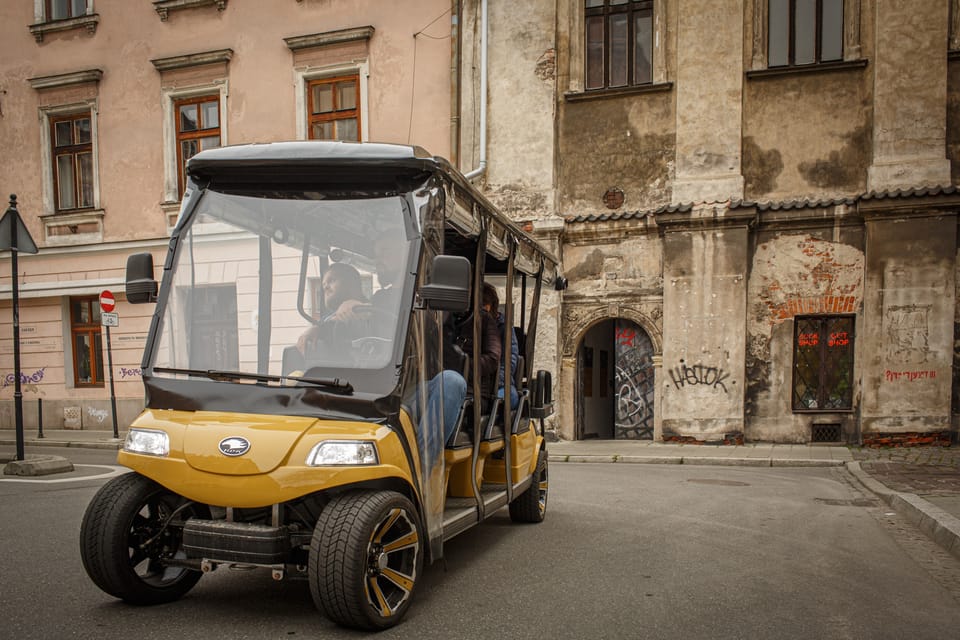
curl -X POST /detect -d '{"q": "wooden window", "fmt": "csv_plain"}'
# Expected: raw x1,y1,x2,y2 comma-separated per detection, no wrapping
792,315,854,411
174,95,221,198
46,0,86,21
51,111,94,212
307,75,360,141
768,0,844,67
585,0,653,90
70,297,104,387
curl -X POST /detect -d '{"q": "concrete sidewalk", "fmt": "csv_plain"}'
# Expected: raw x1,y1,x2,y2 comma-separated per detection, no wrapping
2,428,958,560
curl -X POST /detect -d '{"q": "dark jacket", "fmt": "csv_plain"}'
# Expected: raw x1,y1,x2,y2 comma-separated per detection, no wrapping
443,311,502,403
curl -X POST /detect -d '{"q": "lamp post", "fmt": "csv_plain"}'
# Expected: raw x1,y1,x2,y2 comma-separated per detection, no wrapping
1,195,39,461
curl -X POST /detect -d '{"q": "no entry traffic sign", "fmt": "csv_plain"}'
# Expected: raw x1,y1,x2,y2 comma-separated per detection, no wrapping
100,290,116,313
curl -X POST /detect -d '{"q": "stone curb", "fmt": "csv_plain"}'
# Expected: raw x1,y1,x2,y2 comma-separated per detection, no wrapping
846,461,960,561
0,438,123,451
3,455,75,476
548,453,845,468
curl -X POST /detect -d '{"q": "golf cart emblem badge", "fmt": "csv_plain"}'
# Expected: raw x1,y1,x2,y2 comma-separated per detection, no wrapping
219,437,251,457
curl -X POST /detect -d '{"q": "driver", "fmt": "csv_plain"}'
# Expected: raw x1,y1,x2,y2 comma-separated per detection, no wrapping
296,262,368,355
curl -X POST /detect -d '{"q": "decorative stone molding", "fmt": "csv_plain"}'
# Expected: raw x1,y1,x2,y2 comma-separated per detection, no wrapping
28,69,103,90
284,26,375,52
153,0,227,22
29,13,99,43
150,48,233,72
40,209,105,246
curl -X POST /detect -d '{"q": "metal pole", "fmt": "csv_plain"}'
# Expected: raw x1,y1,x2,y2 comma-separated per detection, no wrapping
37,397,43,439
9,195,24,461
106,324,119,439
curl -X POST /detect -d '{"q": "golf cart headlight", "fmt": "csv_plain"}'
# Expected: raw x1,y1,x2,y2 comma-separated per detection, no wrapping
124,429,170,457
306,441,379,466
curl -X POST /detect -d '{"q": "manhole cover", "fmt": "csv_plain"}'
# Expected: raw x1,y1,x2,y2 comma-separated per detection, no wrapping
686,479,750,487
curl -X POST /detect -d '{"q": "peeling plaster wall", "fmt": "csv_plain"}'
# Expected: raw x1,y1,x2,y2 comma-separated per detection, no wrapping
745,232,865,442
743,71,870,201
558,93,674,216
660,223,747,440
860,215,957,434
949,56,960,185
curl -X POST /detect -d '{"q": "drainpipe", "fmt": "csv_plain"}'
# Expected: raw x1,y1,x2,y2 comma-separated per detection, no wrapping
450,0,461,166
464,0,487,181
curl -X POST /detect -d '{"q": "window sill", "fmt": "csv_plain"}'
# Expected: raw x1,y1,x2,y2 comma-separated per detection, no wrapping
746,58,868,81
29,14,99,43
564,82,673,103
41,209,104,246
154,0,227,21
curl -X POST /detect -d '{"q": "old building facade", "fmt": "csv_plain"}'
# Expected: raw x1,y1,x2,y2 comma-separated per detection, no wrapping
463,0,960,444
3,1,959,446
0,0,453,429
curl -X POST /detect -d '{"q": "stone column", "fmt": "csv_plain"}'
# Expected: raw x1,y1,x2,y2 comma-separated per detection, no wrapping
656,205,751,441
867,0,951,189
672,0,745,204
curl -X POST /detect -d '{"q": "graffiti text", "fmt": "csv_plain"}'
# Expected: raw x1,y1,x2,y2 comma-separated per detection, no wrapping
669,361,730,393
2,367,47,389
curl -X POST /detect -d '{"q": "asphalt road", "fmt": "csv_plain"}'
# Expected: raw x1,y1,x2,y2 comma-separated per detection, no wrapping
1,448,958,639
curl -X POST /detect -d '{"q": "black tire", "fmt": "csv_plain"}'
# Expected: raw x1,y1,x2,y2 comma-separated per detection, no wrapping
509,448,548,523
309,490,423,630
79,472,208,605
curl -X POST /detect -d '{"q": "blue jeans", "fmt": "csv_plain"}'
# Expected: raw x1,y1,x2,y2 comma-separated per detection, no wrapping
419,370,467,464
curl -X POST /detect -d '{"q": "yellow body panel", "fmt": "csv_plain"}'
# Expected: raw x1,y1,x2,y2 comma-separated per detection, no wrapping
117,409,417,508
482,428,541,484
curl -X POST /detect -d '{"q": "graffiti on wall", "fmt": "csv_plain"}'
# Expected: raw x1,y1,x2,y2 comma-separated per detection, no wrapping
119,367,142,379
2,367,46,389
86,406,109,424
615,321,654,440
884,369,936,382
885,304,931,363
668,360,731,393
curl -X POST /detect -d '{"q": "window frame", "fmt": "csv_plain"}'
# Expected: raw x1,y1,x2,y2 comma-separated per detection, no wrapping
160,82,229,205
294,62,369,142
791,314,855,412
750,0,860,72
306,74,361,141
584,0,654,91
70,296,105,388
767,0,844,68
173,94,222,198
50,111,95,213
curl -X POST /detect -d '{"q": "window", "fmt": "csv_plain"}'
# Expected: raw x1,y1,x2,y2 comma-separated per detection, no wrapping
792,315,854,411
307,75,360,141
46,0,86,20
70,297,104,387
768,0,843,67
50,111,94,212
174,95,221,198
585,0,653,90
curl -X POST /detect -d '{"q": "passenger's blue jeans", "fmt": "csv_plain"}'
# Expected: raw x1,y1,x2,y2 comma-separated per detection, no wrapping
419,370,467,465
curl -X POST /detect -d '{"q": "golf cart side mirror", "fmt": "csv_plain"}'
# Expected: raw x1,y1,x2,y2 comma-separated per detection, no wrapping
126,253,158,304
420,255,471,312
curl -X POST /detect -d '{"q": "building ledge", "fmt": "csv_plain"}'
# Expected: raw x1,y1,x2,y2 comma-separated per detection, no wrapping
29,14,99,43
40,209,104,246
746,58,868,80
153,0,227,21
564,82,673,103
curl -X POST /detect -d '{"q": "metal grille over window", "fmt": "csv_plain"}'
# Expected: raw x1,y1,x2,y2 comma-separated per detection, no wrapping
584,0,653,90
811,423,842,443
792,315,854,411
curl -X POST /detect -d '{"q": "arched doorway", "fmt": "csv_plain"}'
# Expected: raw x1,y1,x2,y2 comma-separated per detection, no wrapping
576,318,655,440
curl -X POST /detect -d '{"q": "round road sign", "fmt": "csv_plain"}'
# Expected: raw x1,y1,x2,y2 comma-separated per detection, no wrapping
100,290,116,313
